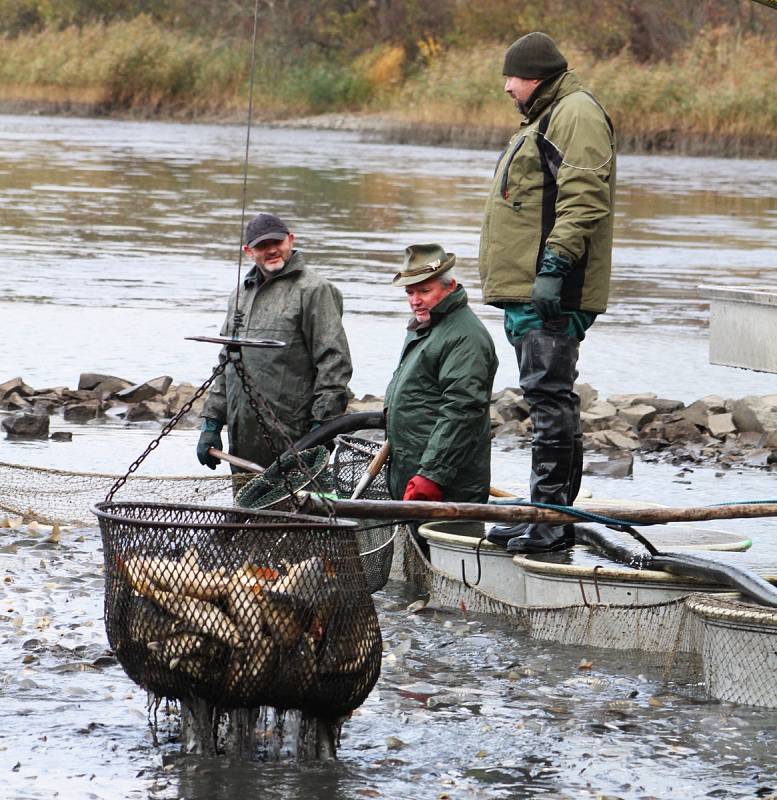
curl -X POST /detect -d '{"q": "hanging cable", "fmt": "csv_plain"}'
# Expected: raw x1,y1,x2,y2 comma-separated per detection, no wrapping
232,0,262,338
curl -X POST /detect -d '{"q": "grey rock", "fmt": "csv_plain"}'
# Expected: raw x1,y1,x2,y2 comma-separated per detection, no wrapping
679,400,710,429
731,398,765,433
493,390,528,423
491,387,522,404
663,418,704,443
2,413,49,438
0,392,31,411
707,412,736,439
737,431,766,448
125,402,161,422
582,454,634,478
494,419,530,439
650,398,685,414
618,404,657,430
0,377,34,399
575,382,598,412
162,382,205,417
743,449,772,467
115,375,173,404
78,372,132,391
701,395,727,414
606,392,657,408
347,396,385,413
603,430,641,450
63,401,103,423
49,431,73,442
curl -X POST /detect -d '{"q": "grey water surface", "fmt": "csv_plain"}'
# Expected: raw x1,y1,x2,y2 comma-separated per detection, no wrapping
1,115,777,799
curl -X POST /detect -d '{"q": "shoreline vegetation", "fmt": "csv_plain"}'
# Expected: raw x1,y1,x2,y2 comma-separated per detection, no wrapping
1,8,776,157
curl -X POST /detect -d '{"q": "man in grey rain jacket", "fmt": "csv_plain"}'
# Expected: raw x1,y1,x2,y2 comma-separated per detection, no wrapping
197,212,352,469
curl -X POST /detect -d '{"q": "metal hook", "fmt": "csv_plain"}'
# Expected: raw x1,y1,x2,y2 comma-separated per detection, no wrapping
461,536,487,589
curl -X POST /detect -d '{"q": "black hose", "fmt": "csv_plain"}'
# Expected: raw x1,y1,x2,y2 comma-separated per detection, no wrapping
652,553,777,608
576,524,777,608
284,412,385,456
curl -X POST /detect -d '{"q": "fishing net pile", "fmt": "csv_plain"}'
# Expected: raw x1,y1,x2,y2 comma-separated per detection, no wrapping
96,500,382,716
394,526,777,709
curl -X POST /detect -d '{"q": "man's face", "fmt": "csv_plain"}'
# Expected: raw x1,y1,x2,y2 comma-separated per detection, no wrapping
504,75,541,108
405,276,456,324
244,233,295,274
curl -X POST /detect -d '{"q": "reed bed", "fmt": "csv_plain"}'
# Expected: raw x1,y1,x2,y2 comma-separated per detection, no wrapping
1,19,774,155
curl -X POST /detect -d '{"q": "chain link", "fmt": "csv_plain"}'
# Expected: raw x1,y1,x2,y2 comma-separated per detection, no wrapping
105,361,227,502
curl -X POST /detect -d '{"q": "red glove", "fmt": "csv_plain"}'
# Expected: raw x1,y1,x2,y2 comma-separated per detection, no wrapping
403,474,443,502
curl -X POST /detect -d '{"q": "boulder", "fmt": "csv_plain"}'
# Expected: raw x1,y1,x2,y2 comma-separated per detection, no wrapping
94,377,135,398
730,397,767,433
0,392,31,411
0,377,34,399
115,376,173,404
63,401,103,423
617,404,657,430
701,395,727,414
575,382,598,412
582,454,634,478
606,392,657,408
78,372,132,391
602,430,641,450
50,431,73,442
707,413,736,439
650,398,685,414
2,413,49,439
663,418,704,444
678,400,710,429
493,419,531,439
125,402,163,422
493,390,528,423
737,431,766,448
163,382,205,417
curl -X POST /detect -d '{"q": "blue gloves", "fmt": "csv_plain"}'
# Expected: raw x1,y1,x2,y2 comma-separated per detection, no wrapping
196,418,223,469
531,247,573,321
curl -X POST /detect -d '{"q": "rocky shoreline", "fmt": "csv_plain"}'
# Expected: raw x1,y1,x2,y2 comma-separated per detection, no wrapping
2,374,777,474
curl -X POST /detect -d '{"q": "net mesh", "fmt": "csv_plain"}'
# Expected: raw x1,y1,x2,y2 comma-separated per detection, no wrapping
0,460,249,526
95,500,382,715
393,526,777,709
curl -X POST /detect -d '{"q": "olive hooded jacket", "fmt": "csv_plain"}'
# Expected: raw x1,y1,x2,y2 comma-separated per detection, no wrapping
479,71,616,312
384,285,498,503
201,250,352,466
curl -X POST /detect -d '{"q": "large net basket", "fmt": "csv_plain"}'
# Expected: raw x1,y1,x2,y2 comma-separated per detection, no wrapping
94,501,382,716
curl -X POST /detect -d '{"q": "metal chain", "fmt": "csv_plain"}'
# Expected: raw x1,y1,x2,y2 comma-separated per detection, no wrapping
105,362,227,502
231,354,335,517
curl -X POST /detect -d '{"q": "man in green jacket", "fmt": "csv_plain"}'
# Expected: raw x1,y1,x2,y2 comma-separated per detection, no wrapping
197,212,352,469
385,243,498,504
479,32,616,553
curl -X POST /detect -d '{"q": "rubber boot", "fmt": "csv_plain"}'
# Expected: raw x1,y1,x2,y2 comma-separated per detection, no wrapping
488,325,581,553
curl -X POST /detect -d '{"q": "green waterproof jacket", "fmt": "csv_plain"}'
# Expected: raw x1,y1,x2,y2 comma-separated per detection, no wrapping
384,286,498,503
479,71,616,312
202,251,352,467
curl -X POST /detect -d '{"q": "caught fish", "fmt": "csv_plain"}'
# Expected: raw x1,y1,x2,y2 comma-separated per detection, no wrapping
226,635,278,697
119,559,241,648
121,548,228,601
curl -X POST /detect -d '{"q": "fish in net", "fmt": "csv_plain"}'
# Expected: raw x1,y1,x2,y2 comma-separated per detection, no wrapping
95,500,383,717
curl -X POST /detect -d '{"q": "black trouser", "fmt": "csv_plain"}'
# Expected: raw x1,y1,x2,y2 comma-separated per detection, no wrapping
516,324,583,509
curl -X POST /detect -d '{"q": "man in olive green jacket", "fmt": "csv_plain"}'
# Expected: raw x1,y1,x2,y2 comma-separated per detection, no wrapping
385,243,498,504
197,212,352,469
479,32,616,553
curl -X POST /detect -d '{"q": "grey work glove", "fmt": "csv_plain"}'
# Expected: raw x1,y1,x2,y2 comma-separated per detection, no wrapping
196,418,223,469
531,247,573,321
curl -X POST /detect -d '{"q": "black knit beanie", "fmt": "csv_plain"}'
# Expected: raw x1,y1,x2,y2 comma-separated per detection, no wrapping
503,32,567,79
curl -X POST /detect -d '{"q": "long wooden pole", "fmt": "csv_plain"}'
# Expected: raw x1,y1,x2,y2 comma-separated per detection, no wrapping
302,495,777,526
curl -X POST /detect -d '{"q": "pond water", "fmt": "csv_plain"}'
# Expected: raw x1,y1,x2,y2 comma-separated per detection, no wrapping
1,114,777,799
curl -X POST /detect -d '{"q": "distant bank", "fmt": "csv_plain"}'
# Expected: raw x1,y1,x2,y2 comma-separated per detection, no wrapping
1,18,775,158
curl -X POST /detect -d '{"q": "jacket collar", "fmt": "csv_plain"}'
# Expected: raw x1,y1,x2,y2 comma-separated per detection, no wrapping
244,249,304,288
407,285,468,332
521,70,582,122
